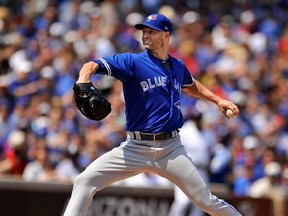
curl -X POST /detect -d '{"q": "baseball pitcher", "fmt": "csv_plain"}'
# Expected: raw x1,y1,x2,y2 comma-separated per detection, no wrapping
64,13,242,216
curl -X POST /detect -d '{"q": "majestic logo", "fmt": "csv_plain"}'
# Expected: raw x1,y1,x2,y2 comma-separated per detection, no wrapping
174,101,180,109
146,15,157,22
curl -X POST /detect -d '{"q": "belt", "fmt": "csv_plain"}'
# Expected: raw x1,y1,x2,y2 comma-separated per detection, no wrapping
127,130,179,141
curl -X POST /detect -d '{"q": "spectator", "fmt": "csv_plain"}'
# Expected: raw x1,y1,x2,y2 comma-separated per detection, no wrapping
0,129,28,175
23,143,50,181
0,99,10,151
249,161,282,198
55,150,80,183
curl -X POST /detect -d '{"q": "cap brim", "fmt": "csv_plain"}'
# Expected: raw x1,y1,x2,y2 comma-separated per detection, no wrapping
135,23,162,31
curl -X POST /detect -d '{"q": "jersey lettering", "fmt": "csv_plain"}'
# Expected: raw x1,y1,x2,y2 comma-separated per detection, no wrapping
173,79,181,93
140,76,167,92
147,78,155,89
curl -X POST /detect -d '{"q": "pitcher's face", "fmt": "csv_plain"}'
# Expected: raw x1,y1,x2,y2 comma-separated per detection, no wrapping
142,27,167,50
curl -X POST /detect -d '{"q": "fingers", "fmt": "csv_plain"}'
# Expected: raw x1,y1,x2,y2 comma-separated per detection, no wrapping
217,99,240,119
228,104,239,113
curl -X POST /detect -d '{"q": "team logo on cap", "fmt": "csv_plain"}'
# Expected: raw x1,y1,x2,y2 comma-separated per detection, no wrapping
147,15,157,22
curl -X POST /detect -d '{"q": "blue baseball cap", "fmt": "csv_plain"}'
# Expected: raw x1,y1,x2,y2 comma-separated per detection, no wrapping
135,13,172,33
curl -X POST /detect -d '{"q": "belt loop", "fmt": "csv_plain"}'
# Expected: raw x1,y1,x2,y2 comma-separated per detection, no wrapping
127,131,133,139
172,130,177,137
134,131,142,140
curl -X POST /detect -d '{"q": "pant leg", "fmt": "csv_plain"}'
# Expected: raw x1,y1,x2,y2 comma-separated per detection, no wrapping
153,137,242,216
63,140,150,216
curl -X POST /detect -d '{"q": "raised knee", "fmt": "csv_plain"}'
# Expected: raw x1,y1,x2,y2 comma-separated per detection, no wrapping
73,171,96,187
73,173,87,186
73,170,103,191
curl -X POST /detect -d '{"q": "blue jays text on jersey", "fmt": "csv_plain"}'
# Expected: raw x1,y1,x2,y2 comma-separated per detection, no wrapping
93,50,194,133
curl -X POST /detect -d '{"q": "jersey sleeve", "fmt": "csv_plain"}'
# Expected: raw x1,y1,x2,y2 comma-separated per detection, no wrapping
92,53,133,82
181,61,194,88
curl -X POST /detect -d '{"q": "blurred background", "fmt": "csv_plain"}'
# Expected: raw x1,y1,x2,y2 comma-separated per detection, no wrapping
0,0,287,216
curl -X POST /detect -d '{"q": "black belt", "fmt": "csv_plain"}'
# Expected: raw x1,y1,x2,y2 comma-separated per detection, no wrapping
127,130,179,141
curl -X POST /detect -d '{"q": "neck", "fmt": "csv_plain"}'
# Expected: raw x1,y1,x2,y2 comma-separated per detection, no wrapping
148,47,169,61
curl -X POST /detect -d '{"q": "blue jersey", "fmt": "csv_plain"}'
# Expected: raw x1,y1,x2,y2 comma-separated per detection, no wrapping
93,50,194,133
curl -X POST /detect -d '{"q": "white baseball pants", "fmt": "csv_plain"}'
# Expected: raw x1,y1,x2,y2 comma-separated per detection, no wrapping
63,135,242,216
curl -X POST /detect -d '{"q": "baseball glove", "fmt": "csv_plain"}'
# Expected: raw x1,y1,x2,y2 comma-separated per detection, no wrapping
73,82,111,121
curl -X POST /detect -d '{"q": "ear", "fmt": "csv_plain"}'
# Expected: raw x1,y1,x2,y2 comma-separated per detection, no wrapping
164,31,170,39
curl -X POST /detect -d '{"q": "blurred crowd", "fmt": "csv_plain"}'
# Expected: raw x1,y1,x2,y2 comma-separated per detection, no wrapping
0,0,288,199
